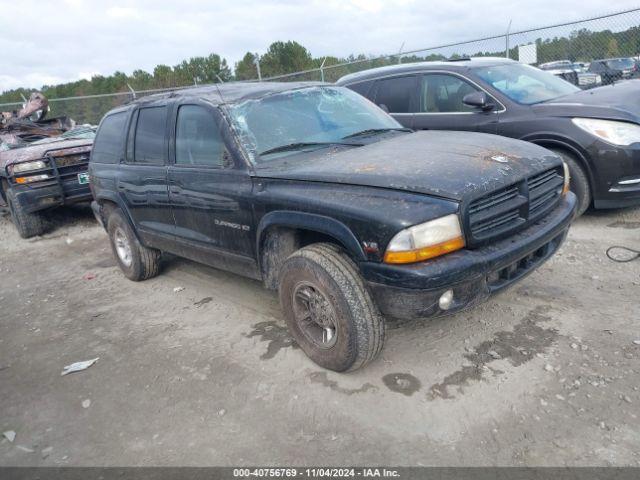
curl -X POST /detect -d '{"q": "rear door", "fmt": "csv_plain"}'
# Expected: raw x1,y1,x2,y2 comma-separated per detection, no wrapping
117,104,173,245
167,102,256,273
411,73,499,133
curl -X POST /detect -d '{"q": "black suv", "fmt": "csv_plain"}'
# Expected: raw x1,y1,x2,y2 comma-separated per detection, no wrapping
336,57,640,215
588,57,639,84
89,82,576,371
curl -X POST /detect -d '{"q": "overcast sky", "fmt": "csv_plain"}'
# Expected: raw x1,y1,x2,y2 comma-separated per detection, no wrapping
1,0,638,92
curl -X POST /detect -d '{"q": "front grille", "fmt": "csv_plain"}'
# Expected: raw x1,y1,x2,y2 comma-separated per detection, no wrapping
468,166,563,245
8,149,91,201
51,152,90,182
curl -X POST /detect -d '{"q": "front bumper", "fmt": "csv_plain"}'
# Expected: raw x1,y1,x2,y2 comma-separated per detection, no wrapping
587,141,640,209
10,181,92,214
362,193,576,320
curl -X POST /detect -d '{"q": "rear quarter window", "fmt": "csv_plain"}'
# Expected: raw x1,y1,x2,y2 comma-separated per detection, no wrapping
91,111,127,164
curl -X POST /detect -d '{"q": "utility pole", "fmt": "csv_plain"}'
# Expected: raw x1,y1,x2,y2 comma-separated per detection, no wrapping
254,53,262,82
398,41,405,64
126,83,136,100
505,19,512,59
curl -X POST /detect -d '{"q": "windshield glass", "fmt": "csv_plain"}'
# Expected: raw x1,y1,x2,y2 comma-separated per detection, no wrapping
472,63,579,104
227,86,401,163
606,58,635,70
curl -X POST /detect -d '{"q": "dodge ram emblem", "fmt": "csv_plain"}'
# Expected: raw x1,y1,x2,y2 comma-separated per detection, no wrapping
490,154,509,163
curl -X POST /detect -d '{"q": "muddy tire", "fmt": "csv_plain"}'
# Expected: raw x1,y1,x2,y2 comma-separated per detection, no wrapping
550,149,591,216
107,209,161,281
278,243,385,372
6,188,47,238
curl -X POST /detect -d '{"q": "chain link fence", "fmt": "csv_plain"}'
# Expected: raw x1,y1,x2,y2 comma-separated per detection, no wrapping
263,7,640,83
1,7,639,125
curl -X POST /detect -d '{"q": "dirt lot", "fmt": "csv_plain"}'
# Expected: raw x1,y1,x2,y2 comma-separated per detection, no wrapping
0,203,639,466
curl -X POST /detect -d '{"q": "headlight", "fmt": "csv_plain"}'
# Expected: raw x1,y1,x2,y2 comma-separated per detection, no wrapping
384,214,465,264
572,118,640,146
15,174,51,184
11,160,46,174
562,162,570,195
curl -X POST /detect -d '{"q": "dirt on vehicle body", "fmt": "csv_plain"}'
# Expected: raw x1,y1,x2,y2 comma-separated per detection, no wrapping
1,137,94,238
89,82,576,372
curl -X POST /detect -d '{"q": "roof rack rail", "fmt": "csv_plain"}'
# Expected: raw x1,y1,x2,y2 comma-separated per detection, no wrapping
447,57,472,62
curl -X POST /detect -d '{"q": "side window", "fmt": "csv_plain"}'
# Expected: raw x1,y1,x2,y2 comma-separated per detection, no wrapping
133,106,167,165
420,74,480,113
347,80,375,101
91,112,127,163
175,105,225,167
373,76,415,113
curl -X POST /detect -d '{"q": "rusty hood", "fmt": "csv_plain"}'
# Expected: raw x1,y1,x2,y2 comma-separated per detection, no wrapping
254,130,562,202
0,138,93,170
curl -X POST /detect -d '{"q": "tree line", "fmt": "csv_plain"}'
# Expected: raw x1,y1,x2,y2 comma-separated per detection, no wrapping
1,25,639,124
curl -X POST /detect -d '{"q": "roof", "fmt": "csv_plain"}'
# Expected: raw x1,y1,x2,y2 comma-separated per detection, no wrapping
122,81,327,109
335,57,516,85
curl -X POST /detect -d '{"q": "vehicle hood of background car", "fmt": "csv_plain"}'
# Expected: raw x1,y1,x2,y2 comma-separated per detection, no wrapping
253,130,561,202
0,138,93,170
533,80,640,122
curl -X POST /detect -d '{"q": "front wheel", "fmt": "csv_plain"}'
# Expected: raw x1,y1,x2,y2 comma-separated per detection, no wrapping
107,208,161,281
550,149,591,216
278,243,385,372
6,188,47,238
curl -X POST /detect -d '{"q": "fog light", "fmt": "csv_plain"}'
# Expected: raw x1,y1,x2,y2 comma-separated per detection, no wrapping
439,289,454,310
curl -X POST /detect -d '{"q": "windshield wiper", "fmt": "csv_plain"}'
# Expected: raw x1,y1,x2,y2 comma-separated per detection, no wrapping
342,127,412,139
259,141,363,156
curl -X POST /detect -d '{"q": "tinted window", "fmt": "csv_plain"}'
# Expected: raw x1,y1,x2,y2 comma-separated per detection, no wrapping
133,106,167,164
420,74,479,113
347,80,375,100
91,112,127,163
374,76,415,113
175,105,225,166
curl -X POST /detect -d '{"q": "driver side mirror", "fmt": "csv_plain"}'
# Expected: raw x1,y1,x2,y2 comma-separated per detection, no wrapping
378,103,390,113
463,91,495,112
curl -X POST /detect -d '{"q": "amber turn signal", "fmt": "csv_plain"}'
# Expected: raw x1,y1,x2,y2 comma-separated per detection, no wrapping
384,236,465,264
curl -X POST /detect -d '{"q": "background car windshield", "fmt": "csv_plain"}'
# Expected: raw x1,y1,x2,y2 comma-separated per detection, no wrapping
606,58,634,69
228,86,400,162
473,63,579,104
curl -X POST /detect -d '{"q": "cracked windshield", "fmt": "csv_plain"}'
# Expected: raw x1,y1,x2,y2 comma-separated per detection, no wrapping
228,86,403,162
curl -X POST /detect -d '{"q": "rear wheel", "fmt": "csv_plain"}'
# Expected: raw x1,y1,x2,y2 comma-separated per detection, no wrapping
6,188,47,238
550,148,591,216
107,208,161,281
278,243,385,372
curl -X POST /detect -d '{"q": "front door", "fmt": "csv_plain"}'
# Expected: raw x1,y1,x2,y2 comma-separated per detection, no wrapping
167,103,256,275
411,73,499,134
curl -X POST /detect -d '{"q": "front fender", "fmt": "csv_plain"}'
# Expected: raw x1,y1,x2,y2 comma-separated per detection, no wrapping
256,210,366,262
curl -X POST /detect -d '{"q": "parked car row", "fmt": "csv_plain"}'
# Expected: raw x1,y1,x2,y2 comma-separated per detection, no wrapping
3,57,639,372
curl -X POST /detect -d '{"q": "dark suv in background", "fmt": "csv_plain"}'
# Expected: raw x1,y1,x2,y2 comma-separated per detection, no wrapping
588,57,639,85
337,57,640,215
89,82,575,372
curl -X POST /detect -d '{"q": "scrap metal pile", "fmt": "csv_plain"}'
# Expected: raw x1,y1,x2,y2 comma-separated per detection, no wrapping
0,92,91,151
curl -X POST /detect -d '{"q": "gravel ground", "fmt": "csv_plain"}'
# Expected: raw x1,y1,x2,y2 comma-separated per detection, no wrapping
0,203,638,466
